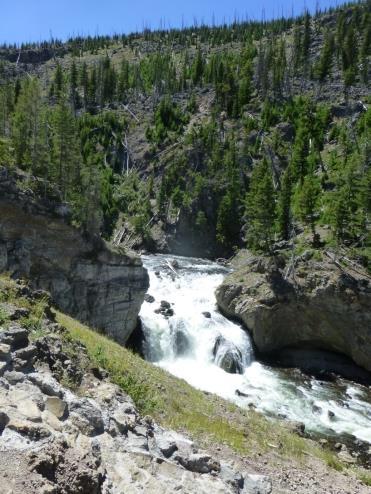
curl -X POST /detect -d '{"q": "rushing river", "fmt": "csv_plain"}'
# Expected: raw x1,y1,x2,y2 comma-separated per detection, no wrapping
139,254,371,444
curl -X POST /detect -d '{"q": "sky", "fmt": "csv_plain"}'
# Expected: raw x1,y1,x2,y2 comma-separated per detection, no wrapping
1,0,344,45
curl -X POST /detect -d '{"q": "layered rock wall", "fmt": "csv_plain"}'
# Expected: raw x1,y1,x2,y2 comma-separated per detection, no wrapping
0,167,149,344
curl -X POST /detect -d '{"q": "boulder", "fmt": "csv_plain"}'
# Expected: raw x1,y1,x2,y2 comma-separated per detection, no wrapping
45,397,67,420
155,436,178,458
213,336,244,374
69,399,104,436
173,329,191,356
242,474,272,494
0,343,11,362
175,452,221,474
216,255,371,373
0,324,29,349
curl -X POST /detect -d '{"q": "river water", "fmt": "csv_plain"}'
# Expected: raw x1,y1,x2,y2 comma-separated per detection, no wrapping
139,254,371,444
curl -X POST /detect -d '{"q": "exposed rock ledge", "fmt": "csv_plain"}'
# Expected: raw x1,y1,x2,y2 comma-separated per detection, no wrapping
0,167,149,345
215,253,371,374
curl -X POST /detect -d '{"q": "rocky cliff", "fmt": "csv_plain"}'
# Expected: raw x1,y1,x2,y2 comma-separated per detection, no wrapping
216,252,371,374
0,167,149,345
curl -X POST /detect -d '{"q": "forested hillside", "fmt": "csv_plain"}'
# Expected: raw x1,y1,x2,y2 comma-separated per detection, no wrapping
0,0,370,263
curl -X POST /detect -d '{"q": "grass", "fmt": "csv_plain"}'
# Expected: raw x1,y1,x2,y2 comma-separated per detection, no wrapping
356,470,371,487
319,449,344,472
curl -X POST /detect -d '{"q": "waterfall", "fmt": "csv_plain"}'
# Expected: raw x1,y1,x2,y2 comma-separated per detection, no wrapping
140,254,371,444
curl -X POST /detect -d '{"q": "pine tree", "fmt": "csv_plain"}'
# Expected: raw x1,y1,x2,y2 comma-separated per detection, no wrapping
118,60,130,102
245,158,276,252
302,12,311,73
342,23,358,88
50,95,82,198
290,122,310,183
314,30,335,82
192,49,204,86
277,167,293,240
12,78,48,174
53,63,64,99
77,161,103,235
69,60,79,112
80,62,89,109
294,173,321,244
360,16,371,84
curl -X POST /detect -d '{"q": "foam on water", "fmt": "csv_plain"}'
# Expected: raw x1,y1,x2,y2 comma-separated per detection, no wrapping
140,254,371,443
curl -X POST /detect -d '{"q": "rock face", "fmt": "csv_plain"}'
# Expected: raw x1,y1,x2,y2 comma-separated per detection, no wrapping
216,254,371,374
0,167,149,345
0,295,271,494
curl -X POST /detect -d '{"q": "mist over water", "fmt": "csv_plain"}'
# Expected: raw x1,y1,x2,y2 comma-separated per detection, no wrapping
140,254,371,443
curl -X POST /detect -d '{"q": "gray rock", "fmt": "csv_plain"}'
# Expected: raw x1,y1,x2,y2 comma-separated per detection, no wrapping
176,453,221,474
0,343,11,362
69,398,104,436
0,411,9,433
126,431,149,451
3,370,25,384
28,373,64,397
45,396,67,419
242,474,272,494
173,329,190,356
12,344,37,363
0,361,7,376
213,336,244,375
287,421,306,437
155,436,178,458
0,325,29,349
219,463,244,489
144,294,155,303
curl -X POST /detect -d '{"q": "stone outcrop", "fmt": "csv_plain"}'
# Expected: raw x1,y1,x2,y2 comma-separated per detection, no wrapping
216,253,371,374
0,292,272,494
0,167,149,345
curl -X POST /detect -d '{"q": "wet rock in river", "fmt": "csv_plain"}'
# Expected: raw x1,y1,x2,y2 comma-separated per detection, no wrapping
328,410,336,420
174,330,191,356
213,336,244,375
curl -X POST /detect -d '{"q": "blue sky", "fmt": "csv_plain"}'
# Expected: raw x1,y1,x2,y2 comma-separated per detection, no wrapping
2,0,343,45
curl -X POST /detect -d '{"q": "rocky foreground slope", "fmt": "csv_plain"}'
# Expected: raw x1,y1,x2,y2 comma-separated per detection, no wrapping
0,167,148,345
216,252,371,375
0,284,272,494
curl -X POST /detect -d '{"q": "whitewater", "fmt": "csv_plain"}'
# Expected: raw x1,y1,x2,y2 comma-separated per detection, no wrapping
140,254,371,443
